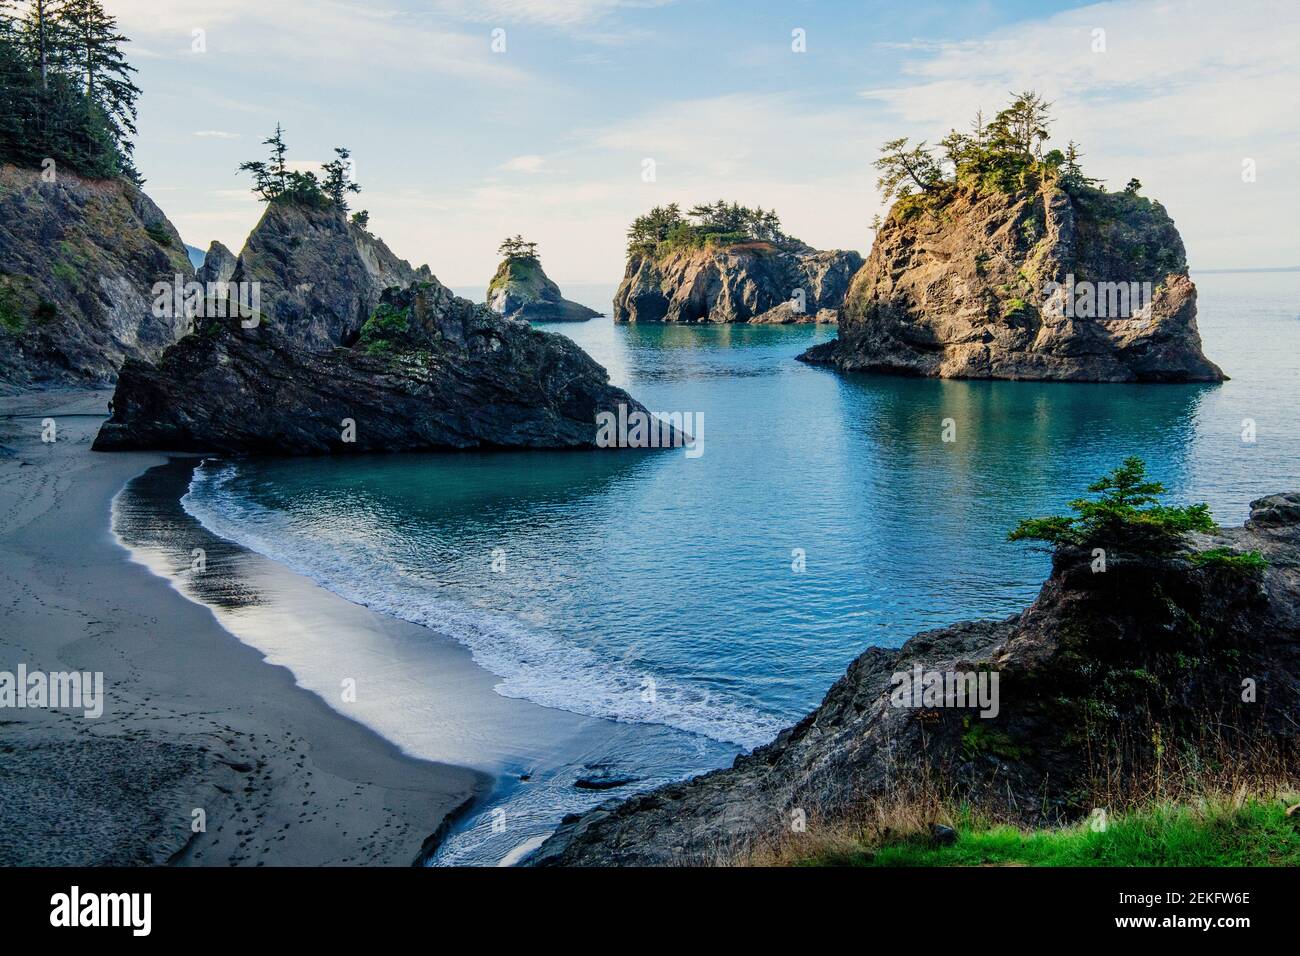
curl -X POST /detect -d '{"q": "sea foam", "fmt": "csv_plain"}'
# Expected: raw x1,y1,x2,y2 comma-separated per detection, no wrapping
181,462,783,750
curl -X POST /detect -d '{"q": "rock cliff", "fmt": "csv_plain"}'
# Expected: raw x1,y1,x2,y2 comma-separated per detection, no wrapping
530,493,1299,865
614,243,862,325
801,181,1223,382
94,278,656,454
228,200,428,350
0,163,192,391
487,256,600,322
195,240,237,285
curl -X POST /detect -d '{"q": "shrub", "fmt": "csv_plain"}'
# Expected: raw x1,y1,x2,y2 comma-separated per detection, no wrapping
1009,456,1216,555
144,221,172,246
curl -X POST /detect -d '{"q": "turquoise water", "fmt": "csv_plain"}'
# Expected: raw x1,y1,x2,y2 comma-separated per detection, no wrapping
183,271,1299,861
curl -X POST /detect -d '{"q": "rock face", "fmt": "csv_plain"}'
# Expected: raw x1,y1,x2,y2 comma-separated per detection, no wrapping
228,201,427,350
0,163,191,391
195,240,237,285
487,257,600,322
94,278,657,454
613,243,862,325
529,494,1300,865
801,182,1224,382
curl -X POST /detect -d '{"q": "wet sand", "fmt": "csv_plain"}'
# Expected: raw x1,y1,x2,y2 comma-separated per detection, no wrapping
0,389,488,866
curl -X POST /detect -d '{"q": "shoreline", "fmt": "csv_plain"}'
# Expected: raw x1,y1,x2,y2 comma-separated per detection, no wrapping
121,455,739,866
0,388,490,866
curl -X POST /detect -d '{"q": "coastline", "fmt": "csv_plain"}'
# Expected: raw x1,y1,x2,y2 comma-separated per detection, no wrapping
0,388,489,866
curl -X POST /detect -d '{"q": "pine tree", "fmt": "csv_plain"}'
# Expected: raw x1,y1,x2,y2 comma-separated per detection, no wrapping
25,0,62,93
321,146,360,211
0,0,138,179
265,123,288,194
57,0,139,171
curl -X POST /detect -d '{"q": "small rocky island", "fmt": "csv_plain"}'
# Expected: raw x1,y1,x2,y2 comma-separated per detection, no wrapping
801,94,1224,382
92,130,657,454
614,201,862,324
487,235,600,322
532,464,1299,865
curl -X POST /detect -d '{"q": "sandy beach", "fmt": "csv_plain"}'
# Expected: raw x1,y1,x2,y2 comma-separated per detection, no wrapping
0,388,489,866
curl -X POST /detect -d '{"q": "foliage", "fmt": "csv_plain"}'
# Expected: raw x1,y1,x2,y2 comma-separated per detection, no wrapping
626,199,796,256
873,91,1127,216
1009,457,1218,555
143,220,171,246
0,0,141,180
357,300,409,355
1188,547,1268,574
350,209,369,230
811,798,1300,867
239,125,359,210
498,234,539,262
321,146,358,211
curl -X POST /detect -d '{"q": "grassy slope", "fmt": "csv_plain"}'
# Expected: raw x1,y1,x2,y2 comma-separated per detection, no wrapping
798,798,1299,867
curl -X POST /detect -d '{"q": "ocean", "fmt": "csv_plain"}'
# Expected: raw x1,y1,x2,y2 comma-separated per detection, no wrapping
174,271,1300,864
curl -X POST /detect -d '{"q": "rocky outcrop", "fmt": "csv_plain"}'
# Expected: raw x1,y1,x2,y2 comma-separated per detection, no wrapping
94,278,659,454
195,240,237,286
529,494,1300,865
228,201,428,350
614,243,862,324
0,163,192,391
487,257,600,322
801,181,1224,381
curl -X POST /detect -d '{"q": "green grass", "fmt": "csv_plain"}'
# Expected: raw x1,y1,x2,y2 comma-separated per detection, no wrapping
806,799,1299,867
51,261,79,286
1189,547,1268,573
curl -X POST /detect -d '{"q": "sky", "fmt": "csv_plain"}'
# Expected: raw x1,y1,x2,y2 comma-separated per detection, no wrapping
102,0,1300,285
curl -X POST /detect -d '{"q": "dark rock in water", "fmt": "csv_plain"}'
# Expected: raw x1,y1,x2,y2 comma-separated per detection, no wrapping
614,243,862,325
228,200,427,351
488,256,600,322
528,494,1300,865
930,824,958,846
574,765,638,791
801,181,1224,382
94,278,664,455
196,240,237,286
0,163,192,390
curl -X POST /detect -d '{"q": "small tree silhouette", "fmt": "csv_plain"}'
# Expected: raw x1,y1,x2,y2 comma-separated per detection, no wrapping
498,235,539,262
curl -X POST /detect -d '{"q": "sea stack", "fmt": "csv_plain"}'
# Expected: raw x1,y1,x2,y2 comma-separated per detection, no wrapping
800,100,1224,382
487,236,600,322
226,199,430,349
95,272,655,454
614,201,862,324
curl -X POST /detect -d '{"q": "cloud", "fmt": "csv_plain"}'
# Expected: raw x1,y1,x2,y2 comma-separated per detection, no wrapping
429,0,676,27
193,130,241,139
859,0,1300,267
107,0,529,85
500,154,547,173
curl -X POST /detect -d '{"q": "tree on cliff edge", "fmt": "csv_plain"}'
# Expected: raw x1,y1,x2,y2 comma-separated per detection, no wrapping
498,235,539,262
240,127,361,211
0,0,141,180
